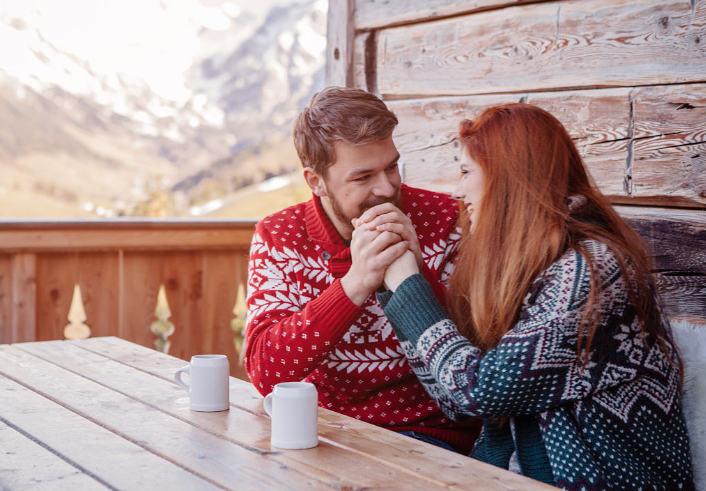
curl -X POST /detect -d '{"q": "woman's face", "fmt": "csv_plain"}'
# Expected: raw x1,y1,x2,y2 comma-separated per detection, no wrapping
452,152,485,223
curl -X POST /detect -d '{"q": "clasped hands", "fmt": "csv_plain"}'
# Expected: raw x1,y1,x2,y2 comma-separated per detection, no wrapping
340,203,420,306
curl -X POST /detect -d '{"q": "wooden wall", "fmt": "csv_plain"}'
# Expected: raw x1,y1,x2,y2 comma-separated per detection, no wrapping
327,0,706,318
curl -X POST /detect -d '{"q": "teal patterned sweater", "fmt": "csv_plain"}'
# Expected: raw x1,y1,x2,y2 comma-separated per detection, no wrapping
378,241,694,491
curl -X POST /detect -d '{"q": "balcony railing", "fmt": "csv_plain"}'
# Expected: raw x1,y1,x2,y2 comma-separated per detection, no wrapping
0,220,258,380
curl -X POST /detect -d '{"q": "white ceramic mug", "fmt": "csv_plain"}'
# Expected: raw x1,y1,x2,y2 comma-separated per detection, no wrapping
175,355,230,412
263,382,318,449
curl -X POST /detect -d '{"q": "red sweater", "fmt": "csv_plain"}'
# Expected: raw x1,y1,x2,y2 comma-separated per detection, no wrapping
245,184,480,453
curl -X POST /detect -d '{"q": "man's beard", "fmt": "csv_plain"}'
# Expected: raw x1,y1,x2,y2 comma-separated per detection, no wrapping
329,188,402,234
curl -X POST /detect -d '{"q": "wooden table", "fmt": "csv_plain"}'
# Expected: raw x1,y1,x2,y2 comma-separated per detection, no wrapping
0,337,557,491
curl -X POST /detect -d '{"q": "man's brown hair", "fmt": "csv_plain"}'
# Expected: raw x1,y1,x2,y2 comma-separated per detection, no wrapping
293,87,398,175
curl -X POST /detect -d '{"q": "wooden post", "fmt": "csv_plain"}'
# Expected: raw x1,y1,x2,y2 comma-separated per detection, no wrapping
0,256,11,343
11,253,37,343
326,0,355,87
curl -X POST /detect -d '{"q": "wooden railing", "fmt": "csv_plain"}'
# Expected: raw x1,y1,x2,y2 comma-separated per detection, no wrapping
0,220,258,379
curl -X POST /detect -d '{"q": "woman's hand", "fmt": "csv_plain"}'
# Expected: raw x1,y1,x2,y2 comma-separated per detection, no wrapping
344,218,408,306
383,249,419,292
357,203,424,270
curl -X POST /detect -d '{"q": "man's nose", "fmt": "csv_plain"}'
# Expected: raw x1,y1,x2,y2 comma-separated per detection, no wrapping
374,173,396,198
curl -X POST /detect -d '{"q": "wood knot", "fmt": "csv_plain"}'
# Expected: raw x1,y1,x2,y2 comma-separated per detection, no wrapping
660,16,669,28
333,48,340,60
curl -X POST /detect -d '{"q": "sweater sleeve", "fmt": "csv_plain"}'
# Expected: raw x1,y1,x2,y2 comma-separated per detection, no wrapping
419,223,462,306
244,224,362,396
382,245,646,419
379,281,467,420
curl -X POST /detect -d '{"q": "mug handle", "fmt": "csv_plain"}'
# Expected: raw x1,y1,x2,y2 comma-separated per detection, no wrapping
175,365,190,394
263,392,273,416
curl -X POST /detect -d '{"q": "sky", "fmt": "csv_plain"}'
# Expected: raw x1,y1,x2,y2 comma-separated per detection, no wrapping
0,0,304,104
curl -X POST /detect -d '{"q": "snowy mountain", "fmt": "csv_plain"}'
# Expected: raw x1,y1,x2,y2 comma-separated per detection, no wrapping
0,0,326,217
191,0,327,148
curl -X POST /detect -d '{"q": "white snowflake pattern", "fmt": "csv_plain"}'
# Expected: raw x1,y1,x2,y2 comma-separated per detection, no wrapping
250,258,289,291
342,302,393,344
271,246,328,282
422,227,462,273
326,345,407,373
249,232,269,255
423,240,447,271
249,291,302,317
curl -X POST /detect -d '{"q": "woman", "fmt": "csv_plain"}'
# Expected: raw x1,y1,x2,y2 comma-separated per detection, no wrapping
363,104,694,490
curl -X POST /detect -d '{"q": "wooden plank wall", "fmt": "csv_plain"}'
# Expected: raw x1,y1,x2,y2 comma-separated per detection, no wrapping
0,222,256,379
329,0,706,318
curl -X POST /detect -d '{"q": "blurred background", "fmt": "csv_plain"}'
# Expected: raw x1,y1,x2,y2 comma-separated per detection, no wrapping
0,0,325,219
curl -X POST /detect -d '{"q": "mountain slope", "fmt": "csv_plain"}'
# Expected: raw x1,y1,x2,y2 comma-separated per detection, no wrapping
0,0,326,218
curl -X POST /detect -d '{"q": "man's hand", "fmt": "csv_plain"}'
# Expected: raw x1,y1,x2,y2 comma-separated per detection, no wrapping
341,224,408,307
384,249,419,292
356,203,423,270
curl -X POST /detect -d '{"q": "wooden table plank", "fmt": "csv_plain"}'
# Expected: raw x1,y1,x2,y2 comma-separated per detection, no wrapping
0,371,222,491
0,344,328,491
0,420,111,491
12,341,457,491
67,336,264,412
67,337,558,491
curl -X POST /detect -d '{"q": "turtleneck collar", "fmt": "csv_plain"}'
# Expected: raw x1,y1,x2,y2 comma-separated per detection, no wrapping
305,195,351,278
305,195,349,246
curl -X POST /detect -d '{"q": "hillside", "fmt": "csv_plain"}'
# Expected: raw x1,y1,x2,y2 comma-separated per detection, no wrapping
198,170,311,219
0,0,326,219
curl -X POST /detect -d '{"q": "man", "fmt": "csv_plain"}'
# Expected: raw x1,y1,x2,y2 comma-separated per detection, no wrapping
245,86,479,453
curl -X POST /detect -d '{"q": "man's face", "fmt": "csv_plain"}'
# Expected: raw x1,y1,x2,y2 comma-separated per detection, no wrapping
313,136,402,239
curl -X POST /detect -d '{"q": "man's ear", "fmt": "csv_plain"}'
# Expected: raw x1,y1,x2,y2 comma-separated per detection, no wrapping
303,167,327,197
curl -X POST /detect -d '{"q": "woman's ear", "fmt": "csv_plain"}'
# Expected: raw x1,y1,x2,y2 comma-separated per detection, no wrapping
303,167,327,197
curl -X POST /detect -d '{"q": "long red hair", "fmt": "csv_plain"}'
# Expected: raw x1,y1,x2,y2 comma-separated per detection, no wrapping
447,103,669,365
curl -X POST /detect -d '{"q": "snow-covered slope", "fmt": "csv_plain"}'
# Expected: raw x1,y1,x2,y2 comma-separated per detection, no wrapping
0,0,326,216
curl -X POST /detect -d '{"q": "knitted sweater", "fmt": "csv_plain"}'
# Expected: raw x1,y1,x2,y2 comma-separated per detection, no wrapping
245,184,481,452
379,241,694,491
